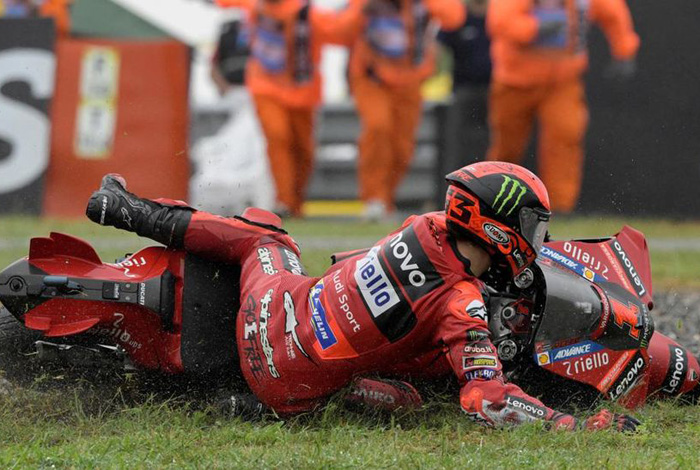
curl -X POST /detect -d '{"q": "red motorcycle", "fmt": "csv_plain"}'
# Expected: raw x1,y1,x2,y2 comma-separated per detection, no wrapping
0,231,241,377
484,225,699,408
0,226,697,409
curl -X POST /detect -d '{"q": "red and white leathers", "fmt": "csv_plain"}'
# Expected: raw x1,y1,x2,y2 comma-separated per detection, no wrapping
180,206,582,427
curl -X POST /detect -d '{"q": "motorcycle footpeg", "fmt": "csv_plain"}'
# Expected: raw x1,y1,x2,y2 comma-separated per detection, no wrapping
34,341,127,368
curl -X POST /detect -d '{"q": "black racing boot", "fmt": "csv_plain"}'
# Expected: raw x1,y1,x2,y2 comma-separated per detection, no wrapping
85,174,192,248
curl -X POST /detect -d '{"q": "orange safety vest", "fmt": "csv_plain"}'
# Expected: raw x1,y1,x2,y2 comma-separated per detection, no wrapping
347,0,465,87
488,0,639,87
218,0,360,108
247,0,323,108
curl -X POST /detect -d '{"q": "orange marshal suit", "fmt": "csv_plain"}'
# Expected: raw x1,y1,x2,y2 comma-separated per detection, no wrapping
344,0,465,210
486,0,639,213
217,0,361,216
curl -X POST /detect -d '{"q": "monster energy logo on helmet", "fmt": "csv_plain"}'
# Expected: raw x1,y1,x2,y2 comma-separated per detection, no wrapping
493,176,527,216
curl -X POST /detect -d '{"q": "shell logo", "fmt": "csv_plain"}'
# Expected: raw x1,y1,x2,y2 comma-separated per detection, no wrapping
537,352,551,366
583,268,595,281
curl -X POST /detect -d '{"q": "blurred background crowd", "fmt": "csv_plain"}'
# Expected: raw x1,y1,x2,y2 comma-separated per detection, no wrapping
0,0,698,221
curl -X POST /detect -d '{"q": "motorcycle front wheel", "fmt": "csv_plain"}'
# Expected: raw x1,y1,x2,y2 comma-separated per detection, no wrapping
0,306,42,378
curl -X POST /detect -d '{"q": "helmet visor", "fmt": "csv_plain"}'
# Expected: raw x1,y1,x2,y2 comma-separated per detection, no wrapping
519,206,550,254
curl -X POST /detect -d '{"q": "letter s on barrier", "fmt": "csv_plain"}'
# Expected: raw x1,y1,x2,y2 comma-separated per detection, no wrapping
0,49,55,194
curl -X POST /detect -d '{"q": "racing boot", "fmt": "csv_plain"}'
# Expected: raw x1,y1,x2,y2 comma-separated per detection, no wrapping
85,174,192,248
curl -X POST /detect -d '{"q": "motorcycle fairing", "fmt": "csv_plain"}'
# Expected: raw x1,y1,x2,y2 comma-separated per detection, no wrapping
532,226,654,406
2,232,244,375
0,232,187,372
30,232,102,265
539,225,653,309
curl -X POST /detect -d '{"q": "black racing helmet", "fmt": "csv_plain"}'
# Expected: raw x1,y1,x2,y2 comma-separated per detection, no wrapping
445,162,551,276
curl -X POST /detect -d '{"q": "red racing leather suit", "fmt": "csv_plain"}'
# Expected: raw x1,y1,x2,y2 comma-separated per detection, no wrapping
182,208,580,427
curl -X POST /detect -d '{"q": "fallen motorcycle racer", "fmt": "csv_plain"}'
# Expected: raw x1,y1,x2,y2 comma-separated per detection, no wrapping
85,162,638,431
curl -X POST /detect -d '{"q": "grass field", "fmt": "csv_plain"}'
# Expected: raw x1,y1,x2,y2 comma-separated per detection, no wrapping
1,215,700,469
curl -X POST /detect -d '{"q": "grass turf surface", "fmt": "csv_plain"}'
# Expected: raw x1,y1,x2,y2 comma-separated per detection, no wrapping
1,215,700,469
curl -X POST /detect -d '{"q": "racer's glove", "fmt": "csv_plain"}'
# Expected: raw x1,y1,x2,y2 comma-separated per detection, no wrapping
345,377,423,413
582,409,641,432
605,58,637,81
548,409,640,432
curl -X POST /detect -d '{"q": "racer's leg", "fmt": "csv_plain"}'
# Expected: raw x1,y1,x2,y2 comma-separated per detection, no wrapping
86,174,299,263
85,174,193,247
184,209,299,264
645,331,700,400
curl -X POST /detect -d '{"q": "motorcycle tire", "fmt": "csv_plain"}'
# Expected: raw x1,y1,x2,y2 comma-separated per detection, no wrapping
0,306,42,377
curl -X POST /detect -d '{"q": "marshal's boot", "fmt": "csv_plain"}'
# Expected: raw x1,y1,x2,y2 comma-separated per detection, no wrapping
85,174,192,248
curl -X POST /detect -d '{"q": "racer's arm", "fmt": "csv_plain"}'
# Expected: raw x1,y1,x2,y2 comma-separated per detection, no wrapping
487,0,539,44
424,0,466,32
590,0,639,60
439,282,638,431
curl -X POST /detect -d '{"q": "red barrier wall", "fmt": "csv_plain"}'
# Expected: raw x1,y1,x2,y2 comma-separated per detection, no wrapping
43,38,190,218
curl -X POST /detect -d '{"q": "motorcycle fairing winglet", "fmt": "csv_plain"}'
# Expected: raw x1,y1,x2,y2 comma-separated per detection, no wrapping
29,233,102,265
24,313,101,337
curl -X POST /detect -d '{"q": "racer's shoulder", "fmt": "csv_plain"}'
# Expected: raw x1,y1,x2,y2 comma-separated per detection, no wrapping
450,279,485,301
403,211,447,227
396,211,449,243
444,279,489,321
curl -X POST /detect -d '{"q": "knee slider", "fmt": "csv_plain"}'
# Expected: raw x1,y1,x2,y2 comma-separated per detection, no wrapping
238,208,285,232
235,209,300,255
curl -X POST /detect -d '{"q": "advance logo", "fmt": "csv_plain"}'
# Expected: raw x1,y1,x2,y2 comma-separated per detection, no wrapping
535,340,604,365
